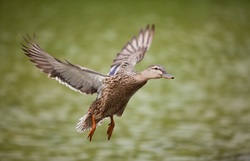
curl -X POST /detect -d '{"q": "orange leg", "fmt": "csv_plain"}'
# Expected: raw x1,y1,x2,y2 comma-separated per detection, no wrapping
107,115,115,140
87,114,96,141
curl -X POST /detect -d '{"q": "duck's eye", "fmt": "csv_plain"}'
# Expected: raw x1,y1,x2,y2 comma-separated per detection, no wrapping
153,67,160,70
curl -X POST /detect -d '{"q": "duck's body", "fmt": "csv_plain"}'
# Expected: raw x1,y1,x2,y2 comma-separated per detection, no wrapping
93,73,147,119
22,25,174,141
80,72,147,125
79,72,148,139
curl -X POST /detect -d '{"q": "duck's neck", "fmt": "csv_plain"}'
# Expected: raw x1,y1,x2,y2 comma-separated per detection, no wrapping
134,70,151,83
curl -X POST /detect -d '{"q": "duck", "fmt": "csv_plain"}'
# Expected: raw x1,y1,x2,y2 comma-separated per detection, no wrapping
22,24,174,141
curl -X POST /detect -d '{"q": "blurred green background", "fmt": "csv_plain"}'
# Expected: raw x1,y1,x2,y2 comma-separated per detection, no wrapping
0,0,250,161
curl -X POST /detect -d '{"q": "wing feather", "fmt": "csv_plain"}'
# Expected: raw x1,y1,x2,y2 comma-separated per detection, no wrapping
109,24,155,75
22,35,107,95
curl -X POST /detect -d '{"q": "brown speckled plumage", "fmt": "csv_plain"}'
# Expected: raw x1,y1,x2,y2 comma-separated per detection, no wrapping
21,25,174,141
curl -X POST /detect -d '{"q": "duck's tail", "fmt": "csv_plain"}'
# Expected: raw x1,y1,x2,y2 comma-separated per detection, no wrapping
76,112,92,133
76,112,105,133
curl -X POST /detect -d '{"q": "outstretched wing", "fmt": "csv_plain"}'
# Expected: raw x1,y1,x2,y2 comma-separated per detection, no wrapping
22,35,107,95
109,24,155,75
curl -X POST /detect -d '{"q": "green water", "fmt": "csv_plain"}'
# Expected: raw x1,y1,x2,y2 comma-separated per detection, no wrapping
1,1,250,161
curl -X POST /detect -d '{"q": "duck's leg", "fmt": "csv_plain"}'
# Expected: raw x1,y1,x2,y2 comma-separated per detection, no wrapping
107,115,115,140
87,114,96,141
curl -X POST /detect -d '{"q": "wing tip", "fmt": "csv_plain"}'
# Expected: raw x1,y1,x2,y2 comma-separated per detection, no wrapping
144,24,155,33
110,24,156,68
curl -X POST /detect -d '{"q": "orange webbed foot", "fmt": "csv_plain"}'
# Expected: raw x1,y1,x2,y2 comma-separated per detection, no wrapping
87,115,96,141
107,115,115,140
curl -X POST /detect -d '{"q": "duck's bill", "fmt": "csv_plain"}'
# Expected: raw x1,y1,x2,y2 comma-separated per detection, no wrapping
162,73,174,79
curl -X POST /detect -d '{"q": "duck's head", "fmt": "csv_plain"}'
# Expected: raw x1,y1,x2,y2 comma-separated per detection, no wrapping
143,65,174,80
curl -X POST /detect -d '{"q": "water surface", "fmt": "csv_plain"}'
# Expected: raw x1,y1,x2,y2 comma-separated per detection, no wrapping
0,1,250,161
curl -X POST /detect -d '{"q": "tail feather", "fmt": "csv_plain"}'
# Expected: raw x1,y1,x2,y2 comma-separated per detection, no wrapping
76,112,91,133
76,112,105,133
